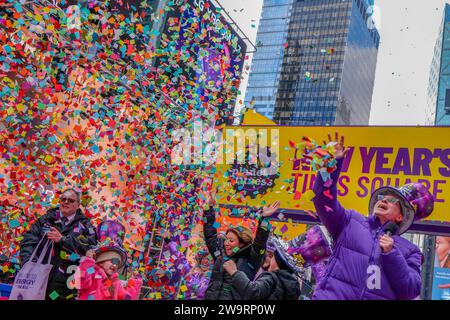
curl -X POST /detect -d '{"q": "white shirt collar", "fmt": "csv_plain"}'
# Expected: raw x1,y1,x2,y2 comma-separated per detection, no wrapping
63,212,77,224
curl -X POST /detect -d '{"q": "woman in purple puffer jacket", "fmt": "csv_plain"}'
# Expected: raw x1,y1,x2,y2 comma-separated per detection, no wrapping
312,133,434,300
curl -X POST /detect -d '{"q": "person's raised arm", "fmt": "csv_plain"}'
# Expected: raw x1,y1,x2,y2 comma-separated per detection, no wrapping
249,202,280,268
202,187,220,260
312,133,350,240
77,250,97,290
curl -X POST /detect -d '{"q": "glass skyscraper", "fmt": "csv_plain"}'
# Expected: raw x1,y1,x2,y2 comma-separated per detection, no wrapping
245,0,379,125
244,0,294,120
426,4,450,126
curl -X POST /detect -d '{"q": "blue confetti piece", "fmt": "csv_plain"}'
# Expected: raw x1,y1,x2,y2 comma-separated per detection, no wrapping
9,219,20,229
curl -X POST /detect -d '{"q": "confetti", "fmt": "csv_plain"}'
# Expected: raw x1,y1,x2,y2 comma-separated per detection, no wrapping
0,0,247,300
323,190,334,200
49,291,60,300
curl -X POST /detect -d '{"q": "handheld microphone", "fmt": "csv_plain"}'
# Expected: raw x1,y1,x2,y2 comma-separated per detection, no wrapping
383,221,399,236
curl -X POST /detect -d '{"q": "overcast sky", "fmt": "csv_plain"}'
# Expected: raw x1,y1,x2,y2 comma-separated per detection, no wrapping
220,0,448,125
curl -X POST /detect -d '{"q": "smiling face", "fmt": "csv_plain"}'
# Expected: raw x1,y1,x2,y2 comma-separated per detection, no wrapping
59,190,80,217
373,194,404,226
99,259,119,277
224,231,243,256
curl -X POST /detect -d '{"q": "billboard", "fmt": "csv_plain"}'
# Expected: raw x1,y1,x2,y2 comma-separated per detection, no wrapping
214,126,450,226
158,0,247,126
432,236,450,300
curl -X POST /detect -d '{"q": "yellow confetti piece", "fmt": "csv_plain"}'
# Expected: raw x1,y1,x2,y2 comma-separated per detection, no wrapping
44,155,54,163
180,285,187,292
16,103,25,113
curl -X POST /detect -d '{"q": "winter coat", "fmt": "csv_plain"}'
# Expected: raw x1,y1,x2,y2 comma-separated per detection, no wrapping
77,257,142,300
312,158,423,300
311,261,328,284
203,207,270,300
232,269,301,300
19,208,97,300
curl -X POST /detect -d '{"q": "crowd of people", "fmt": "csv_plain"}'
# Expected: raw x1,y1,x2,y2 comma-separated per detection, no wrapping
6,134,437,300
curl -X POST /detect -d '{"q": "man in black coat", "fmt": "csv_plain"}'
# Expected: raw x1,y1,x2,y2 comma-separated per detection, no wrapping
19,188,97,300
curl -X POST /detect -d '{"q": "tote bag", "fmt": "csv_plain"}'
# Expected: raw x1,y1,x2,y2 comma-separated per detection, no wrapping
10,236,54,300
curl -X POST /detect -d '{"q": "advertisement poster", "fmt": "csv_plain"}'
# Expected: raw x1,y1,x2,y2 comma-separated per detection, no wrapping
432,236,450,300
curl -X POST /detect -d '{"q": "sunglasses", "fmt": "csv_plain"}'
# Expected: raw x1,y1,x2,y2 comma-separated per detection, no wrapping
110,258,121,266
60,197,77,203
377,195,400,204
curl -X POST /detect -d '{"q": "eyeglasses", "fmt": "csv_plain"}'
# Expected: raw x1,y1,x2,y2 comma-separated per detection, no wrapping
60,197,77,203
377,195,400,204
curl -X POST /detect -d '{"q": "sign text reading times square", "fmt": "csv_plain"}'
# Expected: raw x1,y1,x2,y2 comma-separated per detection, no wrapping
292,146,450,203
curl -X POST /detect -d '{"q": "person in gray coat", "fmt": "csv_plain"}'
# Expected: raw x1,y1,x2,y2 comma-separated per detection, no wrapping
223,236,301,300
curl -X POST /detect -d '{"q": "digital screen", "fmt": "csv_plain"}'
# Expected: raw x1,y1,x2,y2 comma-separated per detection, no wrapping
159,0,247,126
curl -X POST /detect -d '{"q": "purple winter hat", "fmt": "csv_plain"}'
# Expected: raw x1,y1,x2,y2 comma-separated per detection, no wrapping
369,182,434,235
288,226,332,266
95,220,128,268
271,236,304,274
266,238,277,253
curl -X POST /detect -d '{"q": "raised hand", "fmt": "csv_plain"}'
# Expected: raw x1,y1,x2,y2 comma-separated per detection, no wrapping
205,186,217,207
262,201,280,217
85,249,96,259
323,132,348,160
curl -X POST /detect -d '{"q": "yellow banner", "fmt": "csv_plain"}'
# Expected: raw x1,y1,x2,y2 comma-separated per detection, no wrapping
215,126,450,223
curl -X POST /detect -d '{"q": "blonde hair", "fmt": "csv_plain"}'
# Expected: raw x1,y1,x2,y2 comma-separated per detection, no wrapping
226,226,254,246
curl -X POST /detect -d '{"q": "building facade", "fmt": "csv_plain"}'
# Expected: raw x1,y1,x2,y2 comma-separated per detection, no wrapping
426,4,450,126
243,0,294,120
245,0,379,125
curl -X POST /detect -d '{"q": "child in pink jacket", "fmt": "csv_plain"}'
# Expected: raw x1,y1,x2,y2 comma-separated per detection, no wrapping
77,249,142,300
76,220,142,300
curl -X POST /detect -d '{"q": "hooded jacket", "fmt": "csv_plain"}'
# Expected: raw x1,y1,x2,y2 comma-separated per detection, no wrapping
232,269,300,300
203,207,270,300
77,257,142,300
312,158,423,300
19,207,97,300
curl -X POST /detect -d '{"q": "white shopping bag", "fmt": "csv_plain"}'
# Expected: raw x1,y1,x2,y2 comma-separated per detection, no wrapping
10,236,54,300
